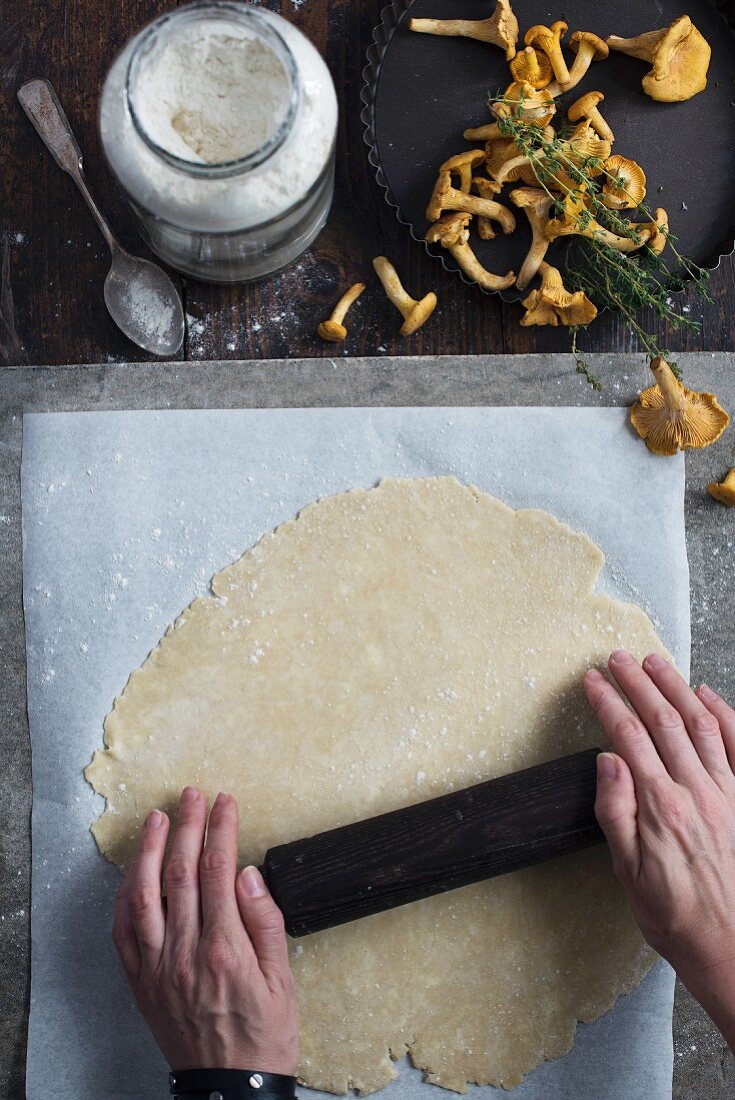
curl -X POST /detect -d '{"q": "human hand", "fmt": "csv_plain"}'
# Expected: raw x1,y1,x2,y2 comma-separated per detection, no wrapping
112,788,299,1074
584,651,735,1047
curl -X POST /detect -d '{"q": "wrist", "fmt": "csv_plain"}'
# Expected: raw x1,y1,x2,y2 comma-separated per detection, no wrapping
169,1068,297,1098
674,956,735,1048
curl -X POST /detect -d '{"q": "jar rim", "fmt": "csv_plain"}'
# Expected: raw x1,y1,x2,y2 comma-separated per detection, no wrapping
124,0,301,180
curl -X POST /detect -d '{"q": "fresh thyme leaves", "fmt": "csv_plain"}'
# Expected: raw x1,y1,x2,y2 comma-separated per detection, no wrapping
488,90,713,369
570,327,601,390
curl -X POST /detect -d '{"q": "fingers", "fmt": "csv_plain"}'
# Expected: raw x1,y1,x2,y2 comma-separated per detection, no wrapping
606,651,702,783
641,655,731,782
594,752,641,881
199,793,241,934
164,787,206,948
236,866,292,991
583,668,668,783
112,869,141,980
126,809,169,969
698,684,735,774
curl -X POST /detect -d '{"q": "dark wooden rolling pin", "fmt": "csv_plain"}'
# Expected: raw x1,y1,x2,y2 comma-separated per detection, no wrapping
262,748,604,937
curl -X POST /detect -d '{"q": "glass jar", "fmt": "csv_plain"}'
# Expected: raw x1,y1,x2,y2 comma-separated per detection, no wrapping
99,2,338,282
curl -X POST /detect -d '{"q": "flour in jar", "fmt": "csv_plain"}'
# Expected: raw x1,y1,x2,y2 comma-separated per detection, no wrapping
134,29,292,164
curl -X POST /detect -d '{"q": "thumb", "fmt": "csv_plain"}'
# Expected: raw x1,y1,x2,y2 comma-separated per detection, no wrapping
236,866,292,987
594,752,641,881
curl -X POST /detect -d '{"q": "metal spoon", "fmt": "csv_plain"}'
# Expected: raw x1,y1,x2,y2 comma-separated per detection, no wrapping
17,78,184,358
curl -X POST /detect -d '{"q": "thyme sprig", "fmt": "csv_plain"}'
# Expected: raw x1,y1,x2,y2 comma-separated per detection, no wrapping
488,93,712,384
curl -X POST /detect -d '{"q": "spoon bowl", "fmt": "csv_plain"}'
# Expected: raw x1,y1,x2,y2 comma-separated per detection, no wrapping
104,246,185,357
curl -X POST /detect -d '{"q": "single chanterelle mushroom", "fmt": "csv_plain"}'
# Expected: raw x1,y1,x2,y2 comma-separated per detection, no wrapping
567,91,614,144
510,46,553,89
545,193,657,253
708,470,735,506
440,149,487,193
630,357,730,455
520,262,598,327
425,213,516,291
473,177,516,239
409,0,519,60
496,80,556,125
547,31,609,96
648,207,669,256
525,22,570,88
606,15,711,102
316,282,366,343
601,155,647,209
372,257,437,336
427,168,519,223
509,188,555,290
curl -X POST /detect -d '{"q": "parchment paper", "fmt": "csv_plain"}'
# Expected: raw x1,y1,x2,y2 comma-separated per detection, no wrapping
22,406,690,1100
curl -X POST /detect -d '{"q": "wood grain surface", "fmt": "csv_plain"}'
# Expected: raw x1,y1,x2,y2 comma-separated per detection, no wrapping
265,749,603,937
2,0,734,368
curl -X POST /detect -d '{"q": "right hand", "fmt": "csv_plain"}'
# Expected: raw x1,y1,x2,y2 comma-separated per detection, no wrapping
112,787,299,1074
584,650,735,1048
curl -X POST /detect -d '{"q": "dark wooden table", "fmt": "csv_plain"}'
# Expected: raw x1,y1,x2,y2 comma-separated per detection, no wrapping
2,0,735,368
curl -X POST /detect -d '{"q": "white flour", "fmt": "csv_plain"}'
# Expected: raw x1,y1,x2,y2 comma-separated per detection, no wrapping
100,10,337,233
135,30,291,164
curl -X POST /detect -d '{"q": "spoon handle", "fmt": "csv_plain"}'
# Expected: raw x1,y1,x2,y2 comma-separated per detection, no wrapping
17,78,117,253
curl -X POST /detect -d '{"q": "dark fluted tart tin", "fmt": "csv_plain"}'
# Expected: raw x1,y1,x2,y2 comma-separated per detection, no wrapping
361,0,735,300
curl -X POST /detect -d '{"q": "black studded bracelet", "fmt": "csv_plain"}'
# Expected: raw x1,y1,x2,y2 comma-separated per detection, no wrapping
169,1068,298,1098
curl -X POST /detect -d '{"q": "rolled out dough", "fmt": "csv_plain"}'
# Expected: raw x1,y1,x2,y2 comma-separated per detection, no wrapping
86,476,666,1094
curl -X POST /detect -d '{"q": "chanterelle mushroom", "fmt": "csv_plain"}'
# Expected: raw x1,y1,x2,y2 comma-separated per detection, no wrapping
490,123,557,186
607,15,711,102
602,155,647,210
567,91,614,144
409,0,519,60
708,469,735,507
520,262,598,327
440,149,487,193
630,357,730,455
316,282,366,343
510,46,553,89
495,80,556,125
473,177,516,239
647,207,670,256
525,21,570,88
547,31,609,96
372,256,437,335
509,187,555,290
427,168,519,222
425,213,516,291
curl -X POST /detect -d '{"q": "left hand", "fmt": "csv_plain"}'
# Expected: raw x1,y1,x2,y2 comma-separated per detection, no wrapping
111,788,299,1074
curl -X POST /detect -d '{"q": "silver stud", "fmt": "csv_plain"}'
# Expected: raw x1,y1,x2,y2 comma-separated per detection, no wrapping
249,1074,263,1089
209,1092,223,1100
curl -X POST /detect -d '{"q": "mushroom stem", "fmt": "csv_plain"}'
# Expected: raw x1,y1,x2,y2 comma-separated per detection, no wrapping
547,33,608,96
450,241,516,290
428,170,517,221
525,22,570,87
316,282,366,343
464,123,504,142
510,188,555,289
372,256,437,336
409,1,519,59
425,214,515,291
607,28,667,62
473,178,516,239
650,357,686,414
